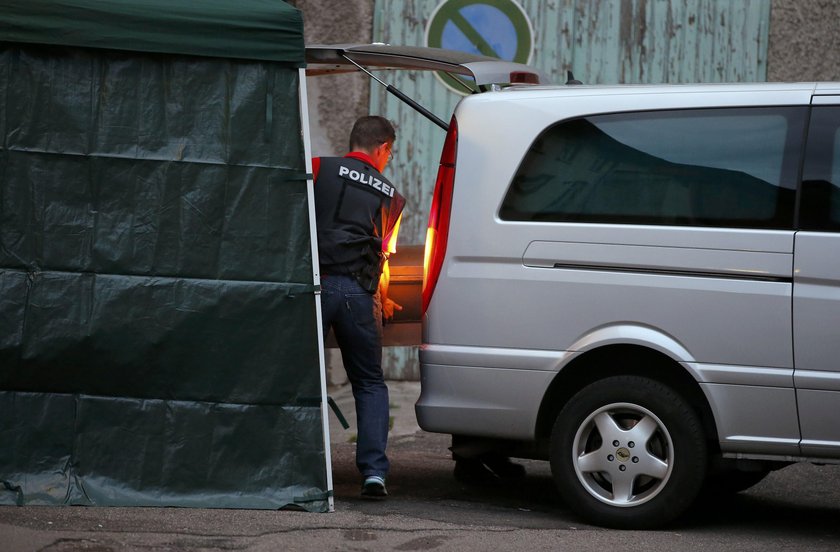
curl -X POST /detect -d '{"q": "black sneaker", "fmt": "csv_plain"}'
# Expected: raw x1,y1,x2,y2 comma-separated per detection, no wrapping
361,475,387,499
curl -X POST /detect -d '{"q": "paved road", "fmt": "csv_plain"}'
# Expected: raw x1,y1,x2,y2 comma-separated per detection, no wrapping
2,382,840,551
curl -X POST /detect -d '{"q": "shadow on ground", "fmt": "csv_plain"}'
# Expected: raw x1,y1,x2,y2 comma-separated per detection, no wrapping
332,425,840,538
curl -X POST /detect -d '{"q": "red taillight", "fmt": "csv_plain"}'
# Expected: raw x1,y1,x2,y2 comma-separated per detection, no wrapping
510,71,539,84
422,116,458,315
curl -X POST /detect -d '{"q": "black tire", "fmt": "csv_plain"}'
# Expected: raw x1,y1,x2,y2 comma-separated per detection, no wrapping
550,376,707,529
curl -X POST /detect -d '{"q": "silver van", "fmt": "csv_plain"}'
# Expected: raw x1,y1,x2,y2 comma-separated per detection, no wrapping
416,82,840,528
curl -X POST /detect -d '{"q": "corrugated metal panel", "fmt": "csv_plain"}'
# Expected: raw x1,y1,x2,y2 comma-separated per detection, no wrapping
371,0,770,246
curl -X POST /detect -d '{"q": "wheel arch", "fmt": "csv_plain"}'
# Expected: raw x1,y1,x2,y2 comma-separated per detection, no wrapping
535,344,720,452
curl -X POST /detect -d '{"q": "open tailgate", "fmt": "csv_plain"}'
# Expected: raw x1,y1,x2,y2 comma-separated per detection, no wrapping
305,43,548,87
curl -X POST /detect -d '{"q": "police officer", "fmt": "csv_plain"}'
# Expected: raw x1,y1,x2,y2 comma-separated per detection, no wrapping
313,116,405,498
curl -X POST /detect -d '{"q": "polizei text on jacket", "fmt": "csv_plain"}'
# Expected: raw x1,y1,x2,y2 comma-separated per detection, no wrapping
338,165,396,197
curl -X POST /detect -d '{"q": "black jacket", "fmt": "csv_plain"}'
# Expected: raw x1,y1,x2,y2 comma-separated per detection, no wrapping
314,155,406,279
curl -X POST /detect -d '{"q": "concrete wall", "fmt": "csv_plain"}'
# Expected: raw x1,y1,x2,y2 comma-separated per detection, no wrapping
293,0,374,157
767,0,840,82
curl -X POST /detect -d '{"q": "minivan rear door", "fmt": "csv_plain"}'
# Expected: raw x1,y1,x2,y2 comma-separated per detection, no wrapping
793,92,840,458
306,43,548,88
307,44,548,130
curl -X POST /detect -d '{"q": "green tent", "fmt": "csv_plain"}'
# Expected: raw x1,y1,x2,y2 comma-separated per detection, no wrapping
0,0,332,511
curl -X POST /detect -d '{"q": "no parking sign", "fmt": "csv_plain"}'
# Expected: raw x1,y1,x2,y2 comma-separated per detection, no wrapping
426,0,534,94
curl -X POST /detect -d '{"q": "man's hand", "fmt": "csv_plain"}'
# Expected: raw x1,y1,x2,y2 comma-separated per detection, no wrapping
381,297,403,320
378,256,402,321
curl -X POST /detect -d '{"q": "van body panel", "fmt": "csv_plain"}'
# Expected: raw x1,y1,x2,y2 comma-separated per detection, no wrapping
415,363,554,439
793,99,840,459
814,83,840,95
510,224,796,252
425,246,792,369
793,232,840,455
417,82,840,489
523,240,792,280
690,363,793,387
700,383,800,455
793,233,840,373
417,343,797,447
419,343,570,371
797,389,840,457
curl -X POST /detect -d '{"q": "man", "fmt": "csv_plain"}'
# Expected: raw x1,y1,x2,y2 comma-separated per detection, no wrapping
313,116,405,498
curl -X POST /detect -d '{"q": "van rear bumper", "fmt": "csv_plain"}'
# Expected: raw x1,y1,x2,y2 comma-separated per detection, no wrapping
415,360,555,440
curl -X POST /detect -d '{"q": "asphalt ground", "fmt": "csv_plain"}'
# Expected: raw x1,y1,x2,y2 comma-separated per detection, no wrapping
3,381,840,551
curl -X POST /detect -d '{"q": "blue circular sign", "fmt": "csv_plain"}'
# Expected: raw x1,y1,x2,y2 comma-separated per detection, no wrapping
442,4,519,60
426,0,534,94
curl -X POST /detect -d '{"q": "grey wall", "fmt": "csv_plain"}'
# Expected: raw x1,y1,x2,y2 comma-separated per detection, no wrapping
767,0,840,82
293,0,374,157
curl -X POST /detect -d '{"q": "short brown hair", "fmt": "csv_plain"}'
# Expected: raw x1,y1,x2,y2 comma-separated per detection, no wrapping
349,116,396,151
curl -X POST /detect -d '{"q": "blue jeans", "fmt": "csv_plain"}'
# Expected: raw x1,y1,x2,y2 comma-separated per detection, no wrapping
320,275,390,479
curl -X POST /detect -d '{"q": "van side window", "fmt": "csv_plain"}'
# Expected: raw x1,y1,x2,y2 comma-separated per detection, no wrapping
499,107,803,229
800,105,840,231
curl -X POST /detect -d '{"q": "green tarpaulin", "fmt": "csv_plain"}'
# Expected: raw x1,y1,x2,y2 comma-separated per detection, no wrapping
0,1,330,511
0,0,305,64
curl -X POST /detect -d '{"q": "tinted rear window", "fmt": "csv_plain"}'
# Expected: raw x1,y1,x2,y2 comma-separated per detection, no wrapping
800,105,840,231
499,107,804,229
